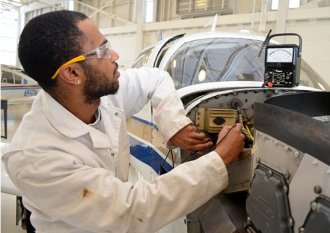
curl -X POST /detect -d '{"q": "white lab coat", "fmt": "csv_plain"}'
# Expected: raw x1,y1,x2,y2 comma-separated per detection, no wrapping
2,67,228,233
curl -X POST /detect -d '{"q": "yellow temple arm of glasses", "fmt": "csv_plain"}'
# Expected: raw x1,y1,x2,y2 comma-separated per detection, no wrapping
51,55,86,79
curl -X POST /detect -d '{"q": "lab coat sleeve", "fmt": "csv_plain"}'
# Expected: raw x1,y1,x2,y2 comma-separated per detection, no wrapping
118,67,192,142
5,150,228,233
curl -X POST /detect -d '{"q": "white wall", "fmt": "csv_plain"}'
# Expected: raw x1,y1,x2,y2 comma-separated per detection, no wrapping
0,10,19,66
289,18,330,84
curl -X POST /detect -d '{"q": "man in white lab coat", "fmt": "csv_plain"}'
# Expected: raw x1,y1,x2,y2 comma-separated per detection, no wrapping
2,10,245,233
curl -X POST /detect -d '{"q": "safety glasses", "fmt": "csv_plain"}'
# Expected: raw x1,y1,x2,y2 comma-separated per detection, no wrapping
51,41,112,79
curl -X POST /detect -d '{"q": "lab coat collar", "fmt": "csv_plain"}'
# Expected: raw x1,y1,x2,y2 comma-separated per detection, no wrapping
41,91,90,138
40,91,111,148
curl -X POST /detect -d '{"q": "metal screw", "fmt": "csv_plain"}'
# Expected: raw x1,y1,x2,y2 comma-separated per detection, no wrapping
312,160,318,167
288,217,294,226
310,201,318,211
299,227,305,233
283,185,288,193
314,185,322,194
256,157,261,163
184,218,191,224
267,170,273,177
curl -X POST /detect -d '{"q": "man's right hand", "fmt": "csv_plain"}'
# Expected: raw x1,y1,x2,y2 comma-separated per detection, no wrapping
214,123,245,165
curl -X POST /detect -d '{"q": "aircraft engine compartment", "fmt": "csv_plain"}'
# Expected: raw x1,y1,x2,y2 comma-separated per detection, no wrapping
181,88,330,233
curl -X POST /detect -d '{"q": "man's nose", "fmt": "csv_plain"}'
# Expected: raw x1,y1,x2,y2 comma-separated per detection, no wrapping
111,50,119,61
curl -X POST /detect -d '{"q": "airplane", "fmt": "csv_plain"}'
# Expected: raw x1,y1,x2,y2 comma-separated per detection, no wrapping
1,64,40,99
126,30,330,233
1,30,329,233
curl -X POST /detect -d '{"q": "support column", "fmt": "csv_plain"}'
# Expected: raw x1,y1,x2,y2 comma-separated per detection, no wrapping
276,0,289,43
134,0,145,54
259,0,269,32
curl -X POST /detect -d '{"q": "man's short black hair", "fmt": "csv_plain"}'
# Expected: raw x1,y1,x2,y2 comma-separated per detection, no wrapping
18,10,88,90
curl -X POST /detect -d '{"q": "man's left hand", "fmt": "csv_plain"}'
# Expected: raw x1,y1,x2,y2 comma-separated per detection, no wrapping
169,124,213,152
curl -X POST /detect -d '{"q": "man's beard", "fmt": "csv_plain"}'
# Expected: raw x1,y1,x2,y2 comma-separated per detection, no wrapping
82,62,119,104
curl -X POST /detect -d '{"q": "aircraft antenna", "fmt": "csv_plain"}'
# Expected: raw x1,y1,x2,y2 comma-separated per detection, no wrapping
204,14,218,32
258,29,272,57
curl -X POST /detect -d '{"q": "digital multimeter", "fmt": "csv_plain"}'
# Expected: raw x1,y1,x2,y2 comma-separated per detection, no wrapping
263,33,302,87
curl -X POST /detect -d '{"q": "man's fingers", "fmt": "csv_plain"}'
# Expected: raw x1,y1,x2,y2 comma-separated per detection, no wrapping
191,131,207,140
186,124,198,132
185,141,213,152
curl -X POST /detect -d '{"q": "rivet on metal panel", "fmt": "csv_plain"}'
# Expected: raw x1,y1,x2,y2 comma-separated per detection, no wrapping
288,217,294,226
184,218,191,224
313,185,322,194
312,160,318,167
256,157,261,163
310,201,318,211
283,185,288,193
298,227,305,233
267,170,273,177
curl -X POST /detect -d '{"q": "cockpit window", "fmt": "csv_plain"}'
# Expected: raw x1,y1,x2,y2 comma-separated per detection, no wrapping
132,47,153,68
165,38,264,88
165,37,329,90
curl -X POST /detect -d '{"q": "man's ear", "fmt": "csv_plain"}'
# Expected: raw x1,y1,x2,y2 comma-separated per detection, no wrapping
58,63,84,85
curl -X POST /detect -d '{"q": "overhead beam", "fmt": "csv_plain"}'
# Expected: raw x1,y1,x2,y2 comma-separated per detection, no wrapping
78,1,132,24
101,6,330,35
89,0,113,19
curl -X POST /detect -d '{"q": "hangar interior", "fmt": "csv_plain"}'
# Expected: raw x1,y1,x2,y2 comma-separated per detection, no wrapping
1,1,330,233
1,0,330,85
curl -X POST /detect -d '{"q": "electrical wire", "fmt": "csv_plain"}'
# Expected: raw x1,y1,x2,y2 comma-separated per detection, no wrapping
182,124,237,163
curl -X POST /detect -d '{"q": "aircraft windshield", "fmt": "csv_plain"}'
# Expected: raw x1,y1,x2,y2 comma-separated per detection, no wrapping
165,38,264,88
165,37,328,90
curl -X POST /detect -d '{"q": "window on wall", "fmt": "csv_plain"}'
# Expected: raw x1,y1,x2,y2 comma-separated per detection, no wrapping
0,9,18,65
145,0,153,22
68,0,75,10
176,0,232,18
271,0,300,10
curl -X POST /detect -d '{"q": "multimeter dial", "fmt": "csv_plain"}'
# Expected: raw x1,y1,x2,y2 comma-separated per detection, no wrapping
267,48,293,63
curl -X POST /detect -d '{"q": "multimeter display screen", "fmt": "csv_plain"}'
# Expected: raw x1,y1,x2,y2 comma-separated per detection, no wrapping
266,47,294,63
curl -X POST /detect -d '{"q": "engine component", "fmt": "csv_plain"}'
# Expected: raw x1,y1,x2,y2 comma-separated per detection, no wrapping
301,196,330,233
195,108,237,133
246,164,293,233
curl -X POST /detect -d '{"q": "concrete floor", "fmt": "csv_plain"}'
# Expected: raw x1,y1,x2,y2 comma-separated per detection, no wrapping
1,193,26,233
